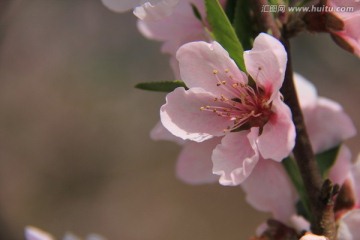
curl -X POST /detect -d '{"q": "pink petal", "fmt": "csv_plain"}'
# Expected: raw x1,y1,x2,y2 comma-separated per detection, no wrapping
327,0,360,56
337,209,360,239
294,73,318,109
133,0,179,21
176,138,220,185
257,96,295,161
338,15,360,57
328,145,352,186
244,33,287,99
212,131,259,186
25,226,54,240
241,160,297,223
150,121,185,145
176,41,248,97
160,87,232,142
328,0,360,18
304,97,356,153
351,154,360,204
289,215,311,232
137,0,204,41
299,233,328,240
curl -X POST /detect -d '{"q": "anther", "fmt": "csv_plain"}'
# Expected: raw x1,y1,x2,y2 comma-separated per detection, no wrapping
213,69,218,74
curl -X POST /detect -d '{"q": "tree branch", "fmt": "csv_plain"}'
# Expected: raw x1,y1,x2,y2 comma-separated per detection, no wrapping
281,27,337,239
251,0,337,237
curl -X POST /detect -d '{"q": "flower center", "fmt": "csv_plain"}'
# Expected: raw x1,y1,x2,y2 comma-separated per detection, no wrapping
200,69,273,133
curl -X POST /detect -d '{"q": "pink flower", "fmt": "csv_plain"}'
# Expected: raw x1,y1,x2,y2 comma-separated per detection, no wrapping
327,0,360,56
241,73,356,226
160,33,295,186
101,0,179,21
25,226,106,240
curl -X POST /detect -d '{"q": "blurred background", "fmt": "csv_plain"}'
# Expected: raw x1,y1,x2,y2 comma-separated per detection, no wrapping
0,1,358,239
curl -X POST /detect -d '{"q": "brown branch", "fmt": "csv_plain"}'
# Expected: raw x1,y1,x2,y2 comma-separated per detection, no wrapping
251,0,337,237
280,30,337,238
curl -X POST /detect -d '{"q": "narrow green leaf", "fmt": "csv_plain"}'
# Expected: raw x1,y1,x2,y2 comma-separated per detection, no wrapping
233,0,253,50
316,146,340,178
205,0,245,71
135,80,187,92
282,157,311,221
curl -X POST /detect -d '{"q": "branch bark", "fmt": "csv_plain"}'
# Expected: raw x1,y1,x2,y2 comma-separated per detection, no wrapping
251,0,337,237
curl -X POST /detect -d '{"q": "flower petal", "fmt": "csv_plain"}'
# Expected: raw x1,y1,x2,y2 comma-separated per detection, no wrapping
25,226,54,240
241,160,297,223
304,97,356,153
133,0,180,21
176,138,220,185
177,41,248,97
150,121,185,145
160,87,232,142
351,154,360,204
244,33,287,98
329,145,352,186
337,15,360,57
300,233,328,240
257,96,295,161
294,73,318,109
289,215,311,233
137,0,204,41
212,130,259,186
337,209,360,240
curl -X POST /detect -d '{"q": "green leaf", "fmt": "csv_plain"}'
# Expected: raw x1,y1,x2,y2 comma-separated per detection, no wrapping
205,0,245,71
233,0,253,50
135,80,187,92
316,145,341,178
282,157,311,221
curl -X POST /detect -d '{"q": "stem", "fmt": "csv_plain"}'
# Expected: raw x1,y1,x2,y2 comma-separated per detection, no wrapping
281,29,337,239
280,36,323,232
251,0,337,237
